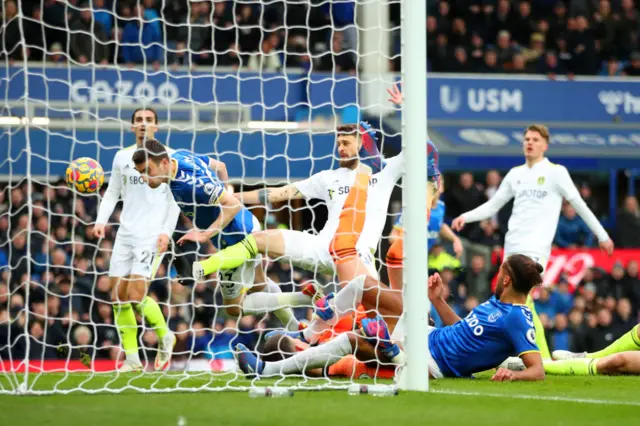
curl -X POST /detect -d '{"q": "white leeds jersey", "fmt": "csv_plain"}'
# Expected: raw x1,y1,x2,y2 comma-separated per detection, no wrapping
462,158,609,260
295,152,403,252
96,145,180,242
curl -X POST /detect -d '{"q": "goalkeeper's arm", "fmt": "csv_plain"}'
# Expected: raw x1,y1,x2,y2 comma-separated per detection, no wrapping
236,184,306,205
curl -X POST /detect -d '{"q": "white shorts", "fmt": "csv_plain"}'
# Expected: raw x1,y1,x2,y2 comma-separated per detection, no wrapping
109,237,164,279
391,319,443,379
217,216,262,300
217,255,262,300
504,250,549,274
280,230,378,279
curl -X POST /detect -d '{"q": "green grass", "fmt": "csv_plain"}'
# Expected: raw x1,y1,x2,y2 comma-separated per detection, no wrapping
1,373,640,426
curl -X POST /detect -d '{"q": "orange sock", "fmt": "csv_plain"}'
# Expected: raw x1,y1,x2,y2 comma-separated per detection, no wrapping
386,238,403,269
329,171,370,264
327,355,369,378
327,355,396,379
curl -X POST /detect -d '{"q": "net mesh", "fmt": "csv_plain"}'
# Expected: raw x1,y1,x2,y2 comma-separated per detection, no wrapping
0,0,405,394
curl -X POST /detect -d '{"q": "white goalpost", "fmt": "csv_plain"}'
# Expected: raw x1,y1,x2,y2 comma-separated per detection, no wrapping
398,0,429,392
0,0,429,394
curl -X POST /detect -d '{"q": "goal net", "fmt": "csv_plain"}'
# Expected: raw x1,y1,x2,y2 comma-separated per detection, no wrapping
0,0,427,394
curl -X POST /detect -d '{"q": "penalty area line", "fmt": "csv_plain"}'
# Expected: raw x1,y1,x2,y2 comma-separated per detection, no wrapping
432,388,640,407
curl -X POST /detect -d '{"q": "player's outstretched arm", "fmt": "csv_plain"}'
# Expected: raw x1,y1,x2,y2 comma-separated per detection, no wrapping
428,273,462,325
178,190,243,245
94,155,123,238
493,352,545,382
236,184,306,205
555,166,614,254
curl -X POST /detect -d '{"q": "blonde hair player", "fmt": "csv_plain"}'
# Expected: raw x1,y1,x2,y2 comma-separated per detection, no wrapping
451,124,614,360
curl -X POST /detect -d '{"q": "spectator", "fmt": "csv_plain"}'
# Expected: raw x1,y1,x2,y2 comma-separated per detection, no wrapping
495,30,516,66
568,308,588,352
25,6,47,62
449,46,470,72
447,172,486,238
511,1,535,46
431,33,453,72
614,298,636,335
71,3,109,64
450,18,470,47
553,202,594,248
579,182,603,219
569,15,598,75
552,313,570,351
539,50,568,78
623,51,640,76
586,307,617,352
468,32,485,69
0,0,22,61
624,260,640,315
175,1,213,66
318,31,356,73
248,32,282,72
120,4,162,68
236,4,261,57
479,48,500,73
93,0,114,39
615,196,640,248
535,287,556,320
551,278,574,315
521,33,547,66
459,255,491,300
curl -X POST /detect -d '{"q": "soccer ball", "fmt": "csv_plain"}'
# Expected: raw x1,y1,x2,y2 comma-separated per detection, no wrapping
66,157,104,194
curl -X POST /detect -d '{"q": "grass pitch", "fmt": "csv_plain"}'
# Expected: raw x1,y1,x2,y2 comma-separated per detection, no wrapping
1,372,639,426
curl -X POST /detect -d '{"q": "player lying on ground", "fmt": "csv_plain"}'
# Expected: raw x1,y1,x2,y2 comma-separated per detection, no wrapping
236,254,545,382
132,139,306,331
188,121,398,285
450,124,614,360
540,322,640,376
94,107,179,372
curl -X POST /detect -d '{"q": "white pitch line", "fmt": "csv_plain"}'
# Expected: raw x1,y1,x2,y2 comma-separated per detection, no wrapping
432,389,640,407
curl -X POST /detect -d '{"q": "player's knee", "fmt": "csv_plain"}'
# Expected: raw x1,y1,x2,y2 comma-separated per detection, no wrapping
126,281,146,303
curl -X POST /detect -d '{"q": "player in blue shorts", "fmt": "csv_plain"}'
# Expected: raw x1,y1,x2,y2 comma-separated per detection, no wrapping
236,253,545,382
132,139,304,329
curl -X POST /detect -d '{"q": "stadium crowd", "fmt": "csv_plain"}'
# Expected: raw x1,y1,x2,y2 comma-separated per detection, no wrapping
3,0,640,76
1,165,640,363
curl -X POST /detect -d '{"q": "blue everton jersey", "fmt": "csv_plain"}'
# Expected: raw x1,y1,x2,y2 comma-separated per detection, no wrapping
428,297,539,378
169,150,256,249
394,200,446,248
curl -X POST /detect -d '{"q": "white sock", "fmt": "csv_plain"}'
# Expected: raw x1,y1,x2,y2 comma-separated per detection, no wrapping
242,279,301,331
126,351,141,365
262,333,353,376
302,275,365,344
